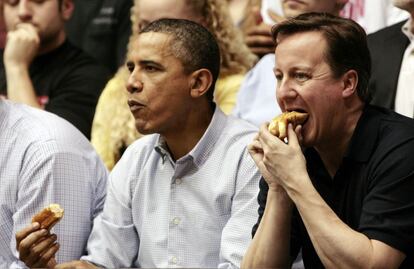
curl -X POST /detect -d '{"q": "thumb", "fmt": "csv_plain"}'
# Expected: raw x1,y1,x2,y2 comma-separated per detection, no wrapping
252,6,263,25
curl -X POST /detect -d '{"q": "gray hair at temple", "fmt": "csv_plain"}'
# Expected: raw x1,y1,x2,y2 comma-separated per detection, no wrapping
271,12,371,103
140,18,221,105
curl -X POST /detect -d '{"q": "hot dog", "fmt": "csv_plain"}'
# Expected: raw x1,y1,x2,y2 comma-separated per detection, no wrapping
268,111,308,139
32,204,64,230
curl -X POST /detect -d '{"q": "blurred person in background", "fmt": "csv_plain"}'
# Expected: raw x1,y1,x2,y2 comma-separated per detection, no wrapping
0,0,109,138
368,0,414,118
227,0,251,27
341,0,409,34
242,0,284,58
65,0,133,75
241,0,408,58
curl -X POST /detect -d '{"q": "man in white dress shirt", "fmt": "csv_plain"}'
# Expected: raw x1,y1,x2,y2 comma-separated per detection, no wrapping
17,18,261,269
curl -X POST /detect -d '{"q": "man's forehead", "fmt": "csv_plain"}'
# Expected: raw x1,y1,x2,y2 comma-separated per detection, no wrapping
137,32,174,48
130,32,176,59
276,31,326,50
130,32,176,62
275,31,328,66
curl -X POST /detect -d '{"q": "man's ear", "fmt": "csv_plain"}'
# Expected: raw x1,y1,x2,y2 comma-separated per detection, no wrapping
189,69,213,99
61,0,74,21
341,69,358,98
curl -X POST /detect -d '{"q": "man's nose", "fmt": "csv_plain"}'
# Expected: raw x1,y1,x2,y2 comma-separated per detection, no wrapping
277,79,298,101
126,71,143,94
18,1,33,22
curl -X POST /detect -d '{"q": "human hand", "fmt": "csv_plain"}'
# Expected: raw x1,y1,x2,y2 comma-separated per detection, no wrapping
16,222,59,268
56,260,99,269
4,23,40,68
249,130,273,182
253,123,308,193
244,7,283,58
248,123,286,191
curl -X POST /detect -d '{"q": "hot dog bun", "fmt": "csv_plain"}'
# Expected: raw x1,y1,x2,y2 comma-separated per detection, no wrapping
32,204,64,230
268,111,308,139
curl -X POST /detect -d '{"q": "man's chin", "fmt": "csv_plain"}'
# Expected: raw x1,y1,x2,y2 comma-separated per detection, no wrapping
134,123,154,136
135,126,149,135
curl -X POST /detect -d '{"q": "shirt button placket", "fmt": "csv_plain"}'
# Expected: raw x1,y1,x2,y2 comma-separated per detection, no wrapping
169,175,181,267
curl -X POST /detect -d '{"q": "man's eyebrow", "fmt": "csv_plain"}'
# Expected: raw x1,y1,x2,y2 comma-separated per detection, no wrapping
139,60,158,65
138,60,164,68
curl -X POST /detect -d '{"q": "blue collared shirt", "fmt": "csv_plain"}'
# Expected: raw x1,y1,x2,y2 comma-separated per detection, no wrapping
82,108,261,268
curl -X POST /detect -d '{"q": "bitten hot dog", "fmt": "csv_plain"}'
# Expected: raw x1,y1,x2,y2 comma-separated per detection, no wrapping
268,111,308,139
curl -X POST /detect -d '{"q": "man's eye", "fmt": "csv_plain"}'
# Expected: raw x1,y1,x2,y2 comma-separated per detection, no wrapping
144,66,157,72
275,73,283,82
294,72,310,82
126,63,134,73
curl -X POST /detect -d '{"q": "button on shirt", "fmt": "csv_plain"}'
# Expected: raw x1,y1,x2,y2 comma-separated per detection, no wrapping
0,100,108,268
395,19,414,118
82,108,261,268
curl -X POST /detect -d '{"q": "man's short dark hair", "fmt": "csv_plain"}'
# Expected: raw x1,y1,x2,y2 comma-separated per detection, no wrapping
140,18,221,105
272,12,371,103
